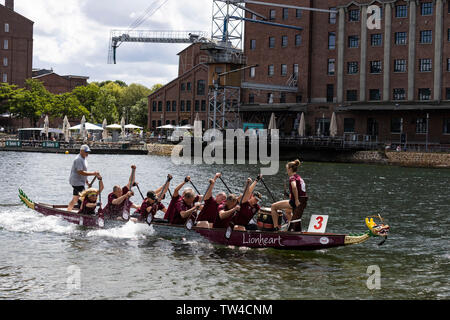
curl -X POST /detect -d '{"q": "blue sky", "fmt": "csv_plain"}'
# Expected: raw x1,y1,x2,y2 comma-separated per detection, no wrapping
14,0,212,88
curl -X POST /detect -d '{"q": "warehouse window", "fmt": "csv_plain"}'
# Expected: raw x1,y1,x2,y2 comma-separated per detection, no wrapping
186,100,191,112
3,57,7,66
269,37,275,48
419,59,432,72
250,39,256,50
346,90,358,101
443,118,450,134
166,101,171,112
391,118,402,133
329,8,337,24
348,35,359,48
4,23,9,33
295,34,302,46
281,64,287,76
328,59,335,75
395,32,407,45
2,73,7,83
348,9,360,22
370,61,382,74
420,30,433,44
195,100,200,112
371,34,382,46
328,32,336,49
152,101,157,112
369,89,381,101
418,88,431,100
348,61,358,74
157,101,162,112
395,5,407,18
269,9,276,20
394,59,407,73
268,65,274,76
421,2,433,16
393,88,406,100
197,80,205,95
249,66,256,78
201,100,206,112
281,35,288,47
4,39,8,50
180,101,185,111
296,9,302,19
416,118,428,134
172,101,177,112
282,8,288,20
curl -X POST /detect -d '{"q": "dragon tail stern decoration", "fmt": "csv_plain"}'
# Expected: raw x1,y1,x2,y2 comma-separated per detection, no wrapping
345,215,390,246
18,189,35,210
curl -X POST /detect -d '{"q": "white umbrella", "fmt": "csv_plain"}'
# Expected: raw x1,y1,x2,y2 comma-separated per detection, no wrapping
124,124,143,130
106,124,122,130
194,113,202,137
157,124,176,129
330,112,338,137
102,119,108,140
298,112,306,137
69,122,103,131
43,115,49,139
80,116,87,140
120,117,126,138
268,113,277,131
63,116,70,142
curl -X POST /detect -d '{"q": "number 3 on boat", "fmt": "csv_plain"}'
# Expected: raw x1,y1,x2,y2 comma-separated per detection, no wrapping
307,215,329,233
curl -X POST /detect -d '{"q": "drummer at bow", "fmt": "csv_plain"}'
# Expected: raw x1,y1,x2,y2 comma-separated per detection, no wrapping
166,176,203,225
196,173,227,228
270,159,307,231
78,174,104,215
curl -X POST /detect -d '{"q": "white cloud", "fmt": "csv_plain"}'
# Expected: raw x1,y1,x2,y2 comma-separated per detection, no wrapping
13,0,212,88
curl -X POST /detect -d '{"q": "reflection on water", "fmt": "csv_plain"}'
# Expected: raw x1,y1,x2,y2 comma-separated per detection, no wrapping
0,151,449,299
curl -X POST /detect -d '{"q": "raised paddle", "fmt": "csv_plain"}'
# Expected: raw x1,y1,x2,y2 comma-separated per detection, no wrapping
185,180,215,230
189,179,201,195
97,179,105,228
219,176,233,194
146,175,172,226
225,179,251,240
87,176,97,188
122,166,137,221
260,176,276,203
134,182,145,201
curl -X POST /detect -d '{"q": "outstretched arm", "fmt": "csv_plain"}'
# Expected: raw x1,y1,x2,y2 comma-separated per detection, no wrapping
173,176,190,198
157,174,173,202
127,165,137,190
204,173,221,201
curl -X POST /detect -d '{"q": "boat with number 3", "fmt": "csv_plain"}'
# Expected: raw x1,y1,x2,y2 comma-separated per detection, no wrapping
18,189,390,251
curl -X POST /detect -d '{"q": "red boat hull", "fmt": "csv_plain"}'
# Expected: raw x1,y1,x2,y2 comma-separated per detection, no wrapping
194,228,347,250
34,203,103,228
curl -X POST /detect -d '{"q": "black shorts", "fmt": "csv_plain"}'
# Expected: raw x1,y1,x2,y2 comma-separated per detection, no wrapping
72,186,85,196
289,199,297,210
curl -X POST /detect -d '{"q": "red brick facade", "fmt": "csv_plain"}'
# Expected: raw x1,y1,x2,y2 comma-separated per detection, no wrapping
0,0,33,88
32,70,89,94
149,0,450,145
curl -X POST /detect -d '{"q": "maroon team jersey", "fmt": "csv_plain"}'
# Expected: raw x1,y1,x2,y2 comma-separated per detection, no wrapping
213,203,234,229
196,197,222,223
103,186,134,217
78,198,97,215
169,195,200,225
289,174,307,201
138,199,165,220
233,202,260,226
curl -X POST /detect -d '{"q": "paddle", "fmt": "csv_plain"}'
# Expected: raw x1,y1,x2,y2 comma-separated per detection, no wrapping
225,179,251,240
88,176,97,188
134,182,145,201
122,166,137,221
219,176,233,194
185,180,215,230
260,176,276,203
97,179,105,228
189,179,201,195
146,175,172,226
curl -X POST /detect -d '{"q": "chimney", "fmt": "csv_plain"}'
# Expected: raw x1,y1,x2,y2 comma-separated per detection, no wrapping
5,0,14,11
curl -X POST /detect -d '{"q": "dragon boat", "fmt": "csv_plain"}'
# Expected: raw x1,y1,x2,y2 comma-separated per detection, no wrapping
18,189,390,250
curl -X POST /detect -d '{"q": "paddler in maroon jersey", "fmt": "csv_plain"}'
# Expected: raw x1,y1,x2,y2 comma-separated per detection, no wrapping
213,194,240,229
270,159,307,231
166,176,203,225
78,174,104,216
196,173,227,228
103,165,140,219
232,176,262,231
137,175,172,222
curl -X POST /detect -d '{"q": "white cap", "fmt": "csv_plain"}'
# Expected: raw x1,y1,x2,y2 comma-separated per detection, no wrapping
80,145,91,153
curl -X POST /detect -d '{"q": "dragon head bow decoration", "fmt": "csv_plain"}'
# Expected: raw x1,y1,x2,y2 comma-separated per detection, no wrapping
366,215,390,245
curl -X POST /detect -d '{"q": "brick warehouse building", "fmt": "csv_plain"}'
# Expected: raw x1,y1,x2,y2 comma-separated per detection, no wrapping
0,0,33,87
148,0,450,147
32,68,89,94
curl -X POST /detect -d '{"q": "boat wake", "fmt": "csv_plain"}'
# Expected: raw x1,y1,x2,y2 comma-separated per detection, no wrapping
86,221,155,240
0,207,78,235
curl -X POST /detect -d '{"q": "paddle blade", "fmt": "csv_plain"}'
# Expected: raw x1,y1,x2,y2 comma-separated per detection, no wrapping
225,226,232,239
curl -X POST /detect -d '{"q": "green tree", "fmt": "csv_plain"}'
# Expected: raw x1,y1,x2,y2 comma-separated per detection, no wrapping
121,83,151,123
0,83,20,114
72,83,100,113
52,93,89,120
91,87,119,124
129,98,149,129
